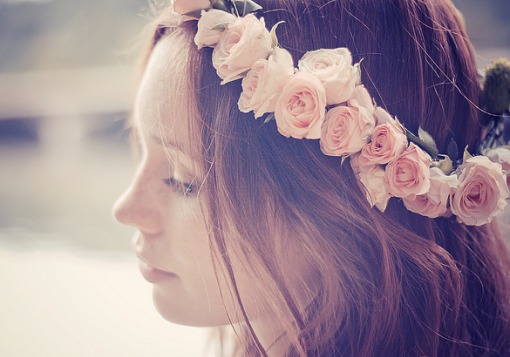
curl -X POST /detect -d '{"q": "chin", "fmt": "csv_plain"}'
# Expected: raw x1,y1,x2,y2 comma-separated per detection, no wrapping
151,285,232,327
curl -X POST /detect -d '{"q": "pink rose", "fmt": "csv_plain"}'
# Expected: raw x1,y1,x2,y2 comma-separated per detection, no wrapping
351,154,391,211
212,14,272,84
403,167,458,218
298,48,359,105
348,85,375,113
174,0,211,15
320,86,376,156
372,105,393,125
384,143,432,198
274,72,327,139
450,156,509,226
194,10,236,49
485,147,510,189
359,107,408,166
238,47,295,118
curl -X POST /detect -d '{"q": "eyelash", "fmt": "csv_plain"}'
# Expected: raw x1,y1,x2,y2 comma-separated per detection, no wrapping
163,177,195,196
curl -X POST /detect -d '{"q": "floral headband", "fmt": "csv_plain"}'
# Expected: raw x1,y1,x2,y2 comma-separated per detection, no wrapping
169,0,510,226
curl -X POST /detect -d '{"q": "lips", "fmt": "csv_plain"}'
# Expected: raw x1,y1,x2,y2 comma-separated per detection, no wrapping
137,256,176,284
133,232,177,283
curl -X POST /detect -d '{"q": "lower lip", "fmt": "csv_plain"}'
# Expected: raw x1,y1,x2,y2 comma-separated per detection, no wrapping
138,260,176,283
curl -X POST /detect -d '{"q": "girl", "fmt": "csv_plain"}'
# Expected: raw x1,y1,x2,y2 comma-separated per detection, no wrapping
113,0,510,355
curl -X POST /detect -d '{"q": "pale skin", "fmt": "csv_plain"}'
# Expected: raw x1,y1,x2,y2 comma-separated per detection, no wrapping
112,36,304,355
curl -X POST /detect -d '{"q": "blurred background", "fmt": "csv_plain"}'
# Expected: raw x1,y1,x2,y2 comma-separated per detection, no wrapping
0,0,508,356
0,1,213,356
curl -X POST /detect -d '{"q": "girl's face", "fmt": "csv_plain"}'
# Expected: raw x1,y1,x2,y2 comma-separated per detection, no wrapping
113,35,316,333
113,36,238,327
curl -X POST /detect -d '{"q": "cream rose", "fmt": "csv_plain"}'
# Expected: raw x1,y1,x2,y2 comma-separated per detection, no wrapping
320,86,376,156
403,167,458,218
372,105,393,125
238,48,295,118
194,10,236,49
351,154,391,212
485,146,510,189
359,107,408,166
450,156,509,226
274,72,327,139
384,143,432,198
298,48,359,105
212,14,272,84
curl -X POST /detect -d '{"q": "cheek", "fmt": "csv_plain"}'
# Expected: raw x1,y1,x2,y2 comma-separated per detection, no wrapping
152,236,258,327
151,203,240,327
163,201,210,267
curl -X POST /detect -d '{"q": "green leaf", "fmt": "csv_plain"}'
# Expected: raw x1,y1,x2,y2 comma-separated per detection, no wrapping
233,0,263,16
263,113,275,124
435,155,453,175
446,137,459,163
405,128,419,143
211,0,230,12
405,127,439,159
418,127,439,156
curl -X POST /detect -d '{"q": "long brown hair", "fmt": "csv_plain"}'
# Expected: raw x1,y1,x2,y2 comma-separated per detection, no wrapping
141,0,510,355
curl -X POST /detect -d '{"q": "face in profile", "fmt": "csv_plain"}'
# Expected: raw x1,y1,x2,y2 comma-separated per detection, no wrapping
113,36,236,327
113,34,316,334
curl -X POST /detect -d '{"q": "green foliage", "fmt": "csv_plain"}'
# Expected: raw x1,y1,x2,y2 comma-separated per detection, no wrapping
405,127,439,159
446,137,459,163
211,0,263,16
482,57,510,115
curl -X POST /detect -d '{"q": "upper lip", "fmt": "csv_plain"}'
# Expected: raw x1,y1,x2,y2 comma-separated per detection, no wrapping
136,253,172,274
133,233,173,273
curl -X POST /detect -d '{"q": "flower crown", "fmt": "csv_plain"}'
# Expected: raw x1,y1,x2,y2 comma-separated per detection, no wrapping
170,0,510,226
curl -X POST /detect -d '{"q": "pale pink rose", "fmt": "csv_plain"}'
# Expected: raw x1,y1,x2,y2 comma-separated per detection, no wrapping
450,156,509,226
403,167,458,218
359,107,407,166
174,0,211,15
320,86,376,156
298,48,359,105
194,10,236,49
238,48,294,118
384,143,432,198
350,154,391,211
212,14,272,84
372,105,393,125
274,72,326,139
485,147,510,189
348,85,375,113
350,152,362,174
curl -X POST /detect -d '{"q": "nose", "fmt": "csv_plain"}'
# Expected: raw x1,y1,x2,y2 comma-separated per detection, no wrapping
113,178,162,235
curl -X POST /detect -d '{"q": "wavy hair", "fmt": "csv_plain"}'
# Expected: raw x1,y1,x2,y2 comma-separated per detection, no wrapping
139,0,510,355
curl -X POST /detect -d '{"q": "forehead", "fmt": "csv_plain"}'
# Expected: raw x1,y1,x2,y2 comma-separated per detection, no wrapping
134,34,197,149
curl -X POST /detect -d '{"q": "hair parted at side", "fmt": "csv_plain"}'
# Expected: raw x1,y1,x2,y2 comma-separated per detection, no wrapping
140,0,510,356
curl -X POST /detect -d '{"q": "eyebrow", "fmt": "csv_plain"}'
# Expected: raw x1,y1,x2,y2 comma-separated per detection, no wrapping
150,133,181,150
150,133,200,163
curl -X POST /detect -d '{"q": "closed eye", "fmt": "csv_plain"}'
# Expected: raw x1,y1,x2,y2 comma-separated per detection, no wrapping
163,177,195,197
